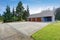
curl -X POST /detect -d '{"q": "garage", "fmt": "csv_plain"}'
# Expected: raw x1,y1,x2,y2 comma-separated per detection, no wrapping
28,10,55,22
43,16,52,22
32,18,35,21
37,17,41,22
29,18,31,21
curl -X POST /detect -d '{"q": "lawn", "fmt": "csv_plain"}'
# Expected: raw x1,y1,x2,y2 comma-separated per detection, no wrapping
32,22,60,40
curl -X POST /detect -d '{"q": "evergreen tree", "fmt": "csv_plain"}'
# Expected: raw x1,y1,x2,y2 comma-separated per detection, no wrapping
16,1,24,21
12,8,15,21
26,5,30,17
0,14,1,17
22,5,30,21
23,10,27,20
55,8,60,20
3,5,12,22
12,8,15,16
12,8,18,21
0,14,3,21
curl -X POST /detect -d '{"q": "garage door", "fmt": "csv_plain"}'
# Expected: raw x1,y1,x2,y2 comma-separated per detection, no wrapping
37,17,41,22
32,18,35,21
29,18,31,21
43,16,52,22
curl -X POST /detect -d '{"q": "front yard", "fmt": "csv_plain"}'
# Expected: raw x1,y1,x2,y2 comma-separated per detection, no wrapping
32,22,60,40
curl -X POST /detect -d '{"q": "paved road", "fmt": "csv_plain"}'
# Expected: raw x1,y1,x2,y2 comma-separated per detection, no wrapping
0,22,50,40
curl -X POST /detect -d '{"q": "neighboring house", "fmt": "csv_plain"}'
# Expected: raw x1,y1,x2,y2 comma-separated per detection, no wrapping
27,9,55,22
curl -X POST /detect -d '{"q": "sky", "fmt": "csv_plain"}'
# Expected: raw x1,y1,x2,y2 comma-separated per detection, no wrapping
0,0,60,15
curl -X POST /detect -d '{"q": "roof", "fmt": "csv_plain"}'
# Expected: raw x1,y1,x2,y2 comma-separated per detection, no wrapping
28,10,55,18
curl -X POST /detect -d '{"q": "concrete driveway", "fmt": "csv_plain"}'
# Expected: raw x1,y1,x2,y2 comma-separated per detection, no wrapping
0,22,50,40
7,22,50,36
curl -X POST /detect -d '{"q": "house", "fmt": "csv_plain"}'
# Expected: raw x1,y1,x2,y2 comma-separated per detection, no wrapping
27,9,55,22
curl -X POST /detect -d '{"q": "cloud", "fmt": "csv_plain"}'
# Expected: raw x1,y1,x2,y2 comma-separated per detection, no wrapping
29,6,55,14
0,6,6,14
0,0,60,15
21,3,56,14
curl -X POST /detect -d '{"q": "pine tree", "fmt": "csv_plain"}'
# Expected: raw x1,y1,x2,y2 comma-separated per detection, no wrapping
23,10,27,21
12,8,18,21
12,8,15,21
3,5,12,22
16,1,24,21
0,14,3,21
12,8,15,16
23,5,30,21
0,14,1,17
55,8,60,20
26,5,30,17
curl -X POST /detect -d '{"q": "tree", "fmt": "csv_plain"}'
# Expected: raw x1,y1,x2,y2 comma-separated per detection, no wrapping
22,10,27,20
0,14,1,17
12,8,16,21
26,5,30,17
3,5,12,22
0,14,3,21
55,8,60,20
16,1,24,21
12,8,18,21
22,5,30,21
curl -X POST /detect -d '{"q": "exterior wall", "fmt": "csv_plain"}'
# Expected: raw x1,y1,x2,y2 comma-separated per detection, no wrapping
41,17,45,22
52,15,55,22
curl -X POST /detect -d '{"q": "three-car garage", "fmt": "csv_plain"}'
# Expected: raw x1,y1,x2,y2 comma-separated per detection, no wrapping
28,17,41,22
28,16,52,22
27,10,55,22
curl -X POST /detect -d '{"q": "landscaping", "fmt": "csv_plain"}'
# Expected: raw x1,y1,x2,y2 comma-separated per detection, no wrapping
32,22,60,40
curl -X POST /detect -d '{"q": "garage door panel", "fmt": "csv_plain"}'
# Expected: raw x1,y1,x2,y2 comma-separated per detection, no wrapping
43,16,52,22
37,17,41,22
32,18,35,21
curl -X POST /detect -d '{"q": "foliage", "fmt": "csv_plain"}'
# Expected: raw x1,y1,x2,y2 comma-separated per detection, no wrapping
3,5,12,22
55,8,60,20
22,5,30,21
16,1,24,21
2,1,30,23
12,8,18,21
22,10,27,21
0,14,3,22
26,5,30,17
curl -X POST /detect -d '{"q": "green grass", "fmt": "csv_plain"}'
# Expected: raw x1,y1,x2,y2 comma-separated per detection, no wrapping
32,22,60,40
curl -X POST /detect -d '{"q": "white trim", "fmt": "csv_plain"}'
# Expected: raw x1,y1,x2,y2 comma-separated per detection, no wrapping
52,15,55,22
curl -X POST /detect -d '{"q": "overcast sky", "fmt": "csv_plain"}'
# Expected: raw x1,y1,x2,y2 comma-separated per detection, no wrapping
0,0,60,15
